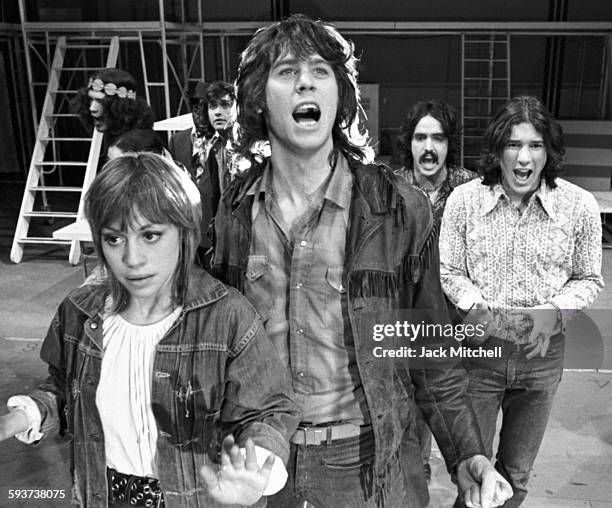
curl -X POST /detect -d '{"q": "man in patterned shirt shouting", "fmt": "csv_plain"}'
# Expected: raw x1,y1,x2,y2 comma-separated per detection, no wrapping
439,95,604,507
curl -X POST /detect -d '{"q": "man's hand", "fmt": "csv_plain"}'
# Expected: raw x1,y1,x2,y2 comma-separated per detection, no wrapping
509,304,559,359
456,455,513,508
200,435,275,506
462,301,496,343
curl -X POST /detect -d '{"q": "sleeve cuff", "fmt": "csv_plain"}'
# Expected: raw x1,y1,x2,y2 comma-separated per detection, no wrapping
7,395,44,444
548,298,577,330
456,294,486,313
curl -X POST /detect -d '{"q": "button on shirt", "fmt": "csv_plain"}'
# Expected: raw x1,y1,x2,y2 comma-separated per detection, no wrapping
439,178,604,343
244,157,368,425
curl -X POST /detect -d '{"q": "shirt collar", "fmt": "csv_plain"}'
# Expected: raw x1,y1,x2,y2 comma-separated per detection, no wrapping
482,178,555,218
246,155,353,210
323,155,352,209
533,179,556,218
246,160,269,198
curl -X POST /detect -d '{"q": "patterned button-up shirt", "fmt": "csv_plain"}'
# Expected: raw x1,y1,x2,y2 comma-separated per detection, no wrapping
243,157,368,425
439,178,604,343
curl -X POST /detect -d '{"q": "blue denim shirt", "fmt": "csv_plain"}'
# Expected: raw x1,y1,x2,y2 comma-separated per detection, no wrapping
28,268,300,507
212,158,486,499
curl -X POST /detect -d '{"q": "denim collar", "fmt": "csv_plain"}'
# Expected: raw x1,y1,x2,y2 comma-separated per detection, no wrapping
68,268,228,318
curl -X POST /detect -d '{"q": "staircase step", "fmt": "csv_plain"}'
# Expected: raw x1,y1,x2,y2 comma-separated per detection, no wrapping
464,58,509,62
44,113,80,118
54,67,103,71
17,237,71,245
23,211,78,218
28,186,83,192
34,162,88,166
464,39,509,44
464,77,509,81
65,44,111,49
40,137,92,142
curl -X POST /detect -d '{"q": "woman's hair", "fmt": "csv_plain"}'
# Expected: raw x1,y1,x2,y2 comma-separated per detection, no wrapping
73,68,154,139
235,13,371,165
85,153,202,312
397,99,461,168
109,129,166,156
479,95,565,188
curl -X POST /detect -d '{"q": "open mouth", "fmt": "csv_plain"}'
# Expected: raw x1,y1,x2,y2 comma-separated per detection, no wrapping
292,103,321,125
419,151,439,166
513,168,532,183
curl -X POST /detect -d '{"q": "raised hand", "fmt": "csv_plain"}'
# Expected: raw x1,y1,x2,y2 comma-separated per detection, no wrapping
200,435,275,505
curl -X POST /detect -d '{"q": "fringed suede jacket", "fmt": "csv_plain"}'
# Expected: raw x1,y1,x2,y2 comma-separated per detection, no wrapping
211,157,485,504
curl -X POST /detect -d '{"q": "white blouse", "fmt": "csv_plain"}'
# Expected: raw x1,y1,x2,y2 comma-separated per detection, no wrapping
96,307,182,477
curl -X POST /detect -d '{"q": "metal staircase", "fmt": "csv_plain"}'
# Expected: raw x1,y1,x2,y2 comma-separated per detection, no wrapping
461,33,511,170
10,35,119,264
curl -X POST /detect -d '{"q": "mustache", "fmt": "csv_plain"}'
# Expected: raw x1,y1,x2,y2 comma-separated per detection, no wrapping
419,150,439,164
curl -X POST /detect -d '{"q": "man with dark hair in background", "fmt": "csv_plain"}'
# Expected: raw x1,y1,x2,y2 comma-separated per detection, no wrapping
440,95,603,507
212,13,512,508
398,99,477,225
397,99,478,483
170,80,237,269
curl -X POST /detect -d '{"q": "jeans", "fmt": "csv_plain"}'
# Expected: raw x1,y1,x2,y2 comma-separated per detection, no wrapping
455,335,564,508
267,430,416,508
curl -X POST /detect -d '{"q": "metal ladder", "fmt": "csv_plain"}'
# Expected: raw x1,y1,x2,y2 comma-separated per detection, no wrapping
10,35,119,264
461,33,511,170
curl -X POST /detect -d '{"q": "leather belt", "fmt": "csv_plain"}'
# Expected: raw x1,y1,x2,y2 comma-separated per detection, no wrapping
290,423,372,446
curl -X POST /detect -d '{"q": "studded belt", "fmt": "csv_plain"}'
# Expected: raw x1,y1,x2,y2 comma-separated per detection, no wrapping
106,467,165,507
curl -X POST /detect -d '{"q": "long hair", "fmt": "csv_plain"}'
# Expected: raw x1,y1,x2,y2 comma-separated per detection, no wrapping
109,129,166,156
73,68,154,140
397,99,461,168
85,153,201,313
480,95,565,188
194,81,236,139
235,13,371,165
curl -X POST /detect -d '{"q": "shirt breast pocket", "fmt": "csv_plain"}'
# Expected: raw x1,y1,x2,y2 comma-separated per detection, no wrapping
325,265,347,311
244,255,271,321
325,266,347,294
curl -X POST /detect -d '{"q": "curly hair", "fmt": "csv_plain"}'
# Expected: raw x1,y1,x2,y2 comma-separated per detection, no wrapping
479,95,565,188
397,99,461,168
73,68,154,141
193,81,236,139
235,13,371,164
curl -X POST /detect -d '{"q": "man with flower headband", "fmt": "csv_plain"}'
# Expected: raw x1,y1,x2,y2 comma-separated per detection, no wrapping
74,68,154,157
169,80,237,270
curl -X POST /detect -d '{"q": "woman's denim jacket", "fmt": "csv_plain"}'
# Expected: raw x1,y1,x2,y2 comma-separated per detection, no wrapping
28,268,300,507
211,159,486,501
